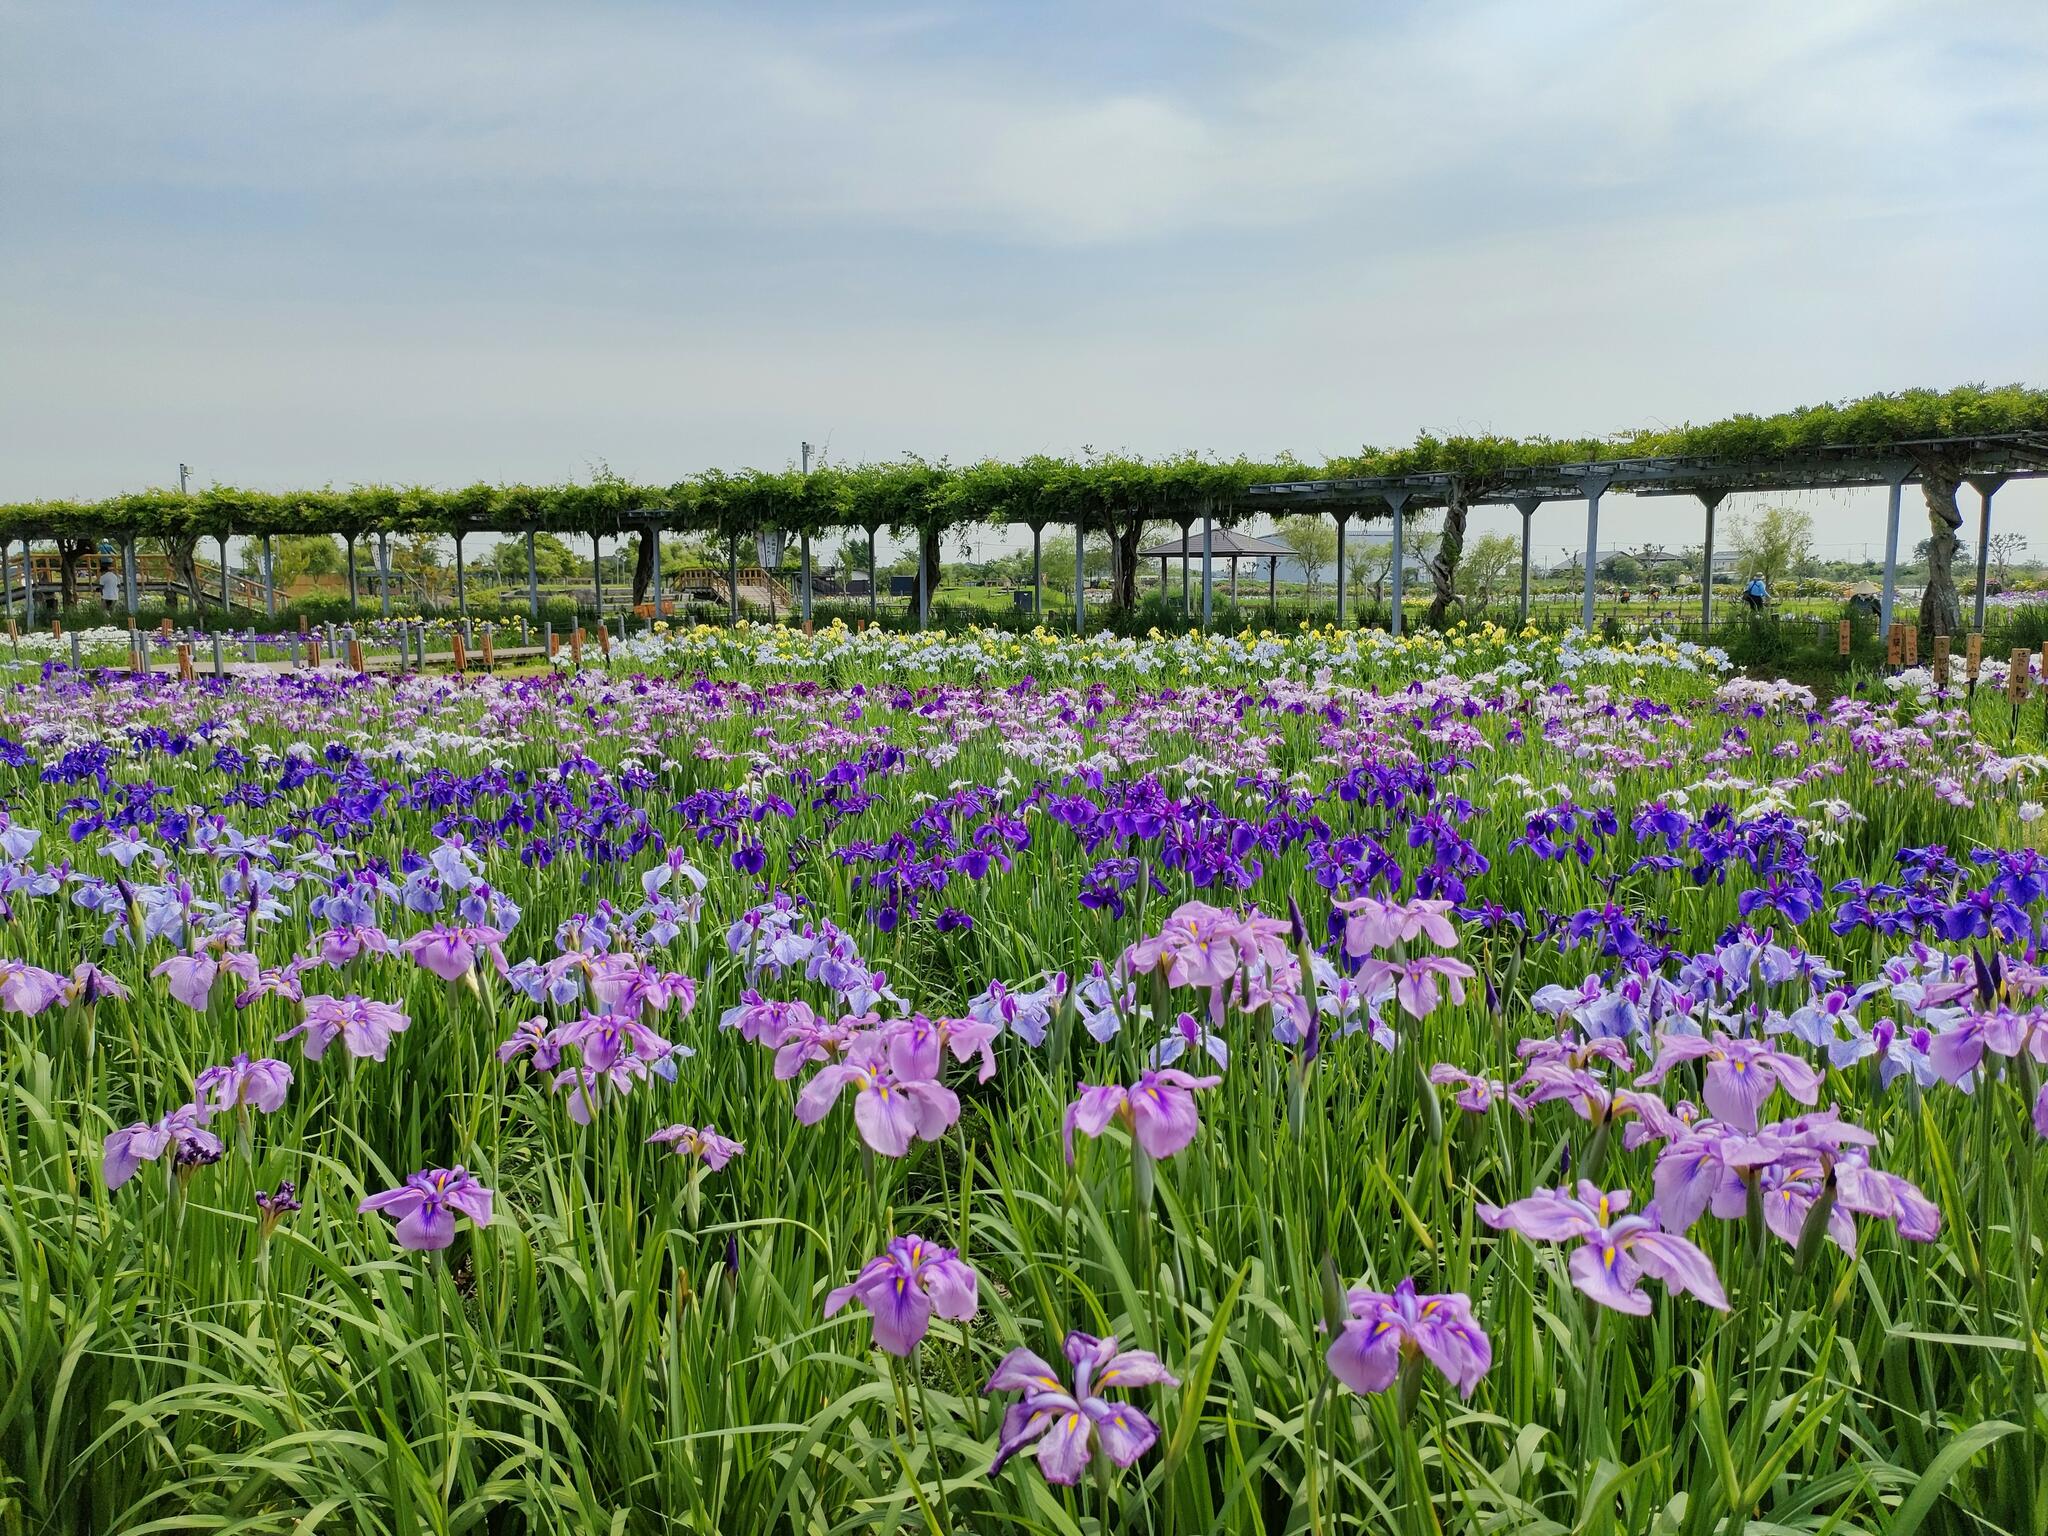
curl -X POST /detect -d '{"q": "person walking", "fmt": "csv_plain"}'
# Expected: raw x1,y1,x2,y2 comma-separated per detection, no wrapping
1742,575,1768,614
99,562,121,615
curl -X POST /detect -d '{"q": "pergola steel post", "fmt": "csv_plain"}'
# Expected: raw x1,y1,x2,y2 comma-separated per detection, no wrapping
1515,498,1539,626
726,536,740,623
23,543,34,628
1,541,12,622
591,532,603,620
526,530,541,621
1970,477,2004,633
1580,478,1610,632
376,532,391,618
454,531,467,618
866,526,878,620
799,531,813,624
345,536,358,614
1074,519,1086,636
1698,491,1725,630
1200,506,1215,633
1334,513,1348,627
262,535,276,619
220,533,232,612
122,539,138,618
1387,490,1410,637
1878,469,1906,636
1030,522,1043,620
1179,517,1192,616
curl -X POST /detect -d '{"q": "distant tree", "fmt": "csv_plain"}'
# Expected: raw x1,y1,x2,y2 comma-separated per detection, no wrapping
269,535,343,581
1913,536,1971,570
1455,531,1519,612
1987,531,2027,583
1600,553,1643,585
836,533,874,576
489,533,577,583
1273,516,1337,600
1730,505,1814,585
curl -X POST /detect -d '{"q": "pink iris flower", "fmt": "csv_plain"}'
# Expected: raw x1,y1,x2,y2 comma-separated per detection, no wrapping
1479,1181,1728,1316
824,1233,979,1356
1063,1069,1221,1162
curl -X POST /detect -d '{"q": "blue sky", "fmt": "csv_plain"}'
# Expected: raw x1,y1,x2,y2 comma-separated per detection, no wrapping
2,0,2044,564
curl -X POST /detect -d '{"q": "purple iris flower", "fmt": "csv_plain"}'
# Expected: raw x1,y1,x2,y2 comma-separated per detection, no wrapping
1150,1010,1229,1071
497,1015,567,1071
150,951,221,1012
62,961,131,1008
399,922,507,983
255,1180,301,1234
193,1053,293,1114
646,1123,745,1170
0,959,68,1016
279,995,412,1062
824,1234,979,1356
358,1166,494,1250
794,1037,961,1156
1333,895,1460,956
986,1332,1178,1485
1924,1003,2048,1085
1326,1277,1492,1399
1635,1031,1822,1133
103,1103,223,1190
1428,1064,1529,1118
1479,1181,1728,1315
1063,1070,1220,1162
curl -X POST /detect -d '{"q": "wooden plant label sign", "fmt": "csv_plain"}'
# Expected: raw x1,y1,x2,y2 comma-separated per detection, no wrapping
176,645,194,683
2011,648,2032,701
482,628,495,667
1967,632,1983,680
1903,627,1917,668
1886,625,1903,666
1838,620,1850,656
451,632,467,672
597,623,610,658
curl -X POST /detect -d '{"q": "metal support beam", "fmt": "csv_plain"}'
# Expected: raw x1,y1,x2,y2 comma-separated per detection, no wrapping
1,541,11,622
1387,491,1410,636
262,534,276,619
1334,513,1349,627
23,542,34,628
1580,479,1611,632
1179,518,1192,617
1514,498,1539,626
727,536,741,623
591,532,603,620
1030,523,1043,621
1074,520,1086,636
800,531,812,624
1878,471,1906,636
122,539,138,618
220,533,232,612
526,529,541,621
866,526,878,621
1970,478,2004,633
1698,491,1725,630
454,532,467,618
377,532,391,618
1201,507,1214,633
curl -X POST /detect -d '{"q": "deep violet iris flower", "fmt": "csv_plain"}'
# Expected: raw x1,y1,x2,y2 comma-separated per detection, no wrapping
358,1166,494,1250
1326,1277,1492,1399
986,1332,1178,1484
824,1233,979,1356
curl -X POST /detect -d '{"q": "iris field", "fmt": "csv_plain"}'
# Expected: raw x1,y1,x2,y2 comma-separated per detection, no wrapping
2,620,2046,1534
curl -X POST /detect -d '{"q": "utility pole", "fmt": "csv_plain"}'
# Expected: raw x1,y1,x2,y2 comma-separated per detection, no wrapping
179,463,191,495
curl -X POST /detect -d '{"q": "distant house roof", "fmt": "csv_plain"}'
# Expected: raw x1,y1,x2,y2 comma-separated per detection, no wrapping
1140,528,1295,559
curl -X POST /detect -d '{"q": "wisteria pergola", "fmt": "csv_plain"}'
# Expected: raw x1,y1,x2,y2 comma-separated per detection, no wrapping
1,386,2042,638
1247,431,2048,636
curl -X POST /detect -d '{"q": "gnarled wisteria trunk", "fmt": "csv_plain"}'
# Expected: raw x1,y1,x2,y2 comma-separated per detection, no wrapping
1114,518,1145,612
631,529,656,606
1427,486,1469,628
1916,457,1964,639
